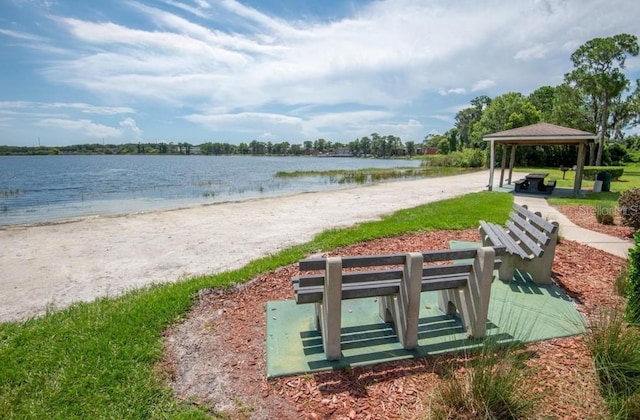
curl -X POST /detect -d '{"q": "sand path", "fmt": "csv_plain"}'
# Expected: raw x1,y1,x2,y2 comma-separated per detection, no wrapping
0,170,493,322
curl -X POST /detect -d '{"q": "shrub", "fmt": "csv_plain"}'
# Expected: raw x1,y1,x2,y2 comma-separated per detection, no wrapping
596,205,616,225
627,233,640,324
585,307,640,417
583,166,625,180
619,189,640,232
422,149,485,168
429,346,538,419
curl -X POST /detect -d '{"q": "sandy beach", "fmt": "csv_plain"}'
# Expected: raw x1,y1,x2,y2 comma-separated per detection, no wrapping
0,170,495,323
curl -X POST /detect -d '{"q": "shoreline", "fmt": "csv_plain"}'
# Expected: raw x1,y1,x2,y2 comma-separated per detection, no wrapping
1,170,493,323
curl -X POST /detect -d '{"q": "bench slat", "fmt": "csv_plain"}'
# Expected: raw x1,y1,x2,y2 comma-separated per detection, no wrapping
299,254,406,271
296,274,470,304
481,221,531,259
509,211,551,246
295,263,475,288
299,248,504,271
505,220,544,258
514,203,557,234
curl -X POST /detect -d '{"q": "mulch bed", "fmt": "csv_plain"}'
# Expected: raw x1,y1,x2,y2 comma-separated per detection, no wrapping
161,228,627,419
554,204,635,240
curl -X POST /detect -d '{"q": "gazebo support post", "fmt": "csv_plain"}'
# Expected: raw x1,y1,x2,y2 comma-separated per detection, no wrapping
574,142,586,196
508,145,516,184
499,144,508,187
488,140,495,191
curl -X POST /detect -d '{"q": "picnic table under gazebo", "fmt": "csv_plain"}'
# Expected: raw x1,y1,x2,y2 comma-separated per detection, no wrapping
484,122,596,196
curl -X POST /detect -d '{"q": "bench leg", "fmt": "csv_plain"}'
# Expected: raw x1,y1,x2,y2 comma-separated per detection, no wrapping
498,254,517,282
379,252,423,349
438,247,495,339
320,257,342,360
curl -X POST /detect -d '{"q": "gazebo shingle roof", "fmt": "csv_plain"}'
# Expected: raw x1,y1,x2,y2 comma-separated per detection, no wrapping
484,122,595,140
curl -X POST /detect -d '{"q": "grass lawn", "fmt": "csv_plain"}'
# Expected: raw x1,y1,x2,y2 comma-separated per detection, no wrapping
514,164,640,208
0,191,512,419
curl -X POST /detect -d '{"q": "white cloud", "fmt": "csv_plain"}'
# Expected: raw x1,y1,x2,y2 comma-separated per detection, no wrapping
472,80,496,92
36,118,122,138
119,117,142,140
439,88,467,96
5,0,640,145
0,29,46,41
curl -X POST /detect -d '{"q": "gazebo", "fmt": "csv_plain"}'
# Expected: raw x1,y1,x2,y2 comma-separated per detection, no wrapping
484,122,596,196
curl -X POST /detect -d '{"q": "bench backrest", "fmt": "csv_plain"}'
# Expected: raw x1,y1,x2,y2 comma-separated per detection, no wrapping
294,248,493,304
505,203,558,258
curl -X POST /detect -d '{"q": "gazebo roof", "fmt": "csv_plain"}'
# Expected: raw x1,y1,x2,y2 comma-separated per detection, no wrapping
483,122,595,145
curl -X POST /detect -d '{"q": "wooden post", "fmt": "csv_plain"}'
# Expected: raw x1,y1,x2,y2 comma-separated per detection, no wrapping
508,145,516,184
574,142,586,196
499,144,507,187
488,140,495,191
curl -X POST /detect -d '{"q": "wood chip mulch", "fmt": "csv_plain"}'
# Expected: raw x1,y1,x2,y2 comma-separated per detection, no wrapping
161,229,627,419
554,204,635,240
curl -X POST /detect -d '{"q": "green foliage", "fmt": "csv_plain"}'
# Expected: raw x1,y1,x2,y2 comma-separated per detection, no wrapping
616,266,630,297
619,189,640,231
606,143,631,166
469,92,541,147
596,205,616,225
565,33,640,166
429,345,538,419
583,166,625,180
422,148,485,168
585,307,640,418
626,234,640,324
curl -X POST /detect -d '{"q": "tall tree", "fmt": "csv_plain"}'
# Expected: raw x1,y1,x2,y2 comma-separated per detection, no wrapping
528,86,557,121
469,92,541,147
455,95,491,148
565,33,639,165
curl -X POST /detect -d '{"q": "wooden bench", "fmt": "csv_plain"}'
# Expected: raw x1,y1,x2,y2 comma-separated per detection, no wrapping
479,203,559,284
292,247,499,360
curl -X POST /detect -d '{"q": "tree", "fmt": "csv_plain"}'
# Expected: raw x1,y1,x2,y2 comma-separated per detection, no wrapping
455,95,491,148
469,92,541,147
405,141,416,157
528,86,557,122
565,33,639,165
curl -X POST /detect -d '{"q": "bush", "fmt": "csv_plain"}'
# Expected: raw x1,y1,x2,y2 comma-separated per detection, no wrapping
627,233,640,324
619,189,640,232
429,346,538,419
596,205,616,225
422,148,485,168
585,307,640,417
583,166,625,180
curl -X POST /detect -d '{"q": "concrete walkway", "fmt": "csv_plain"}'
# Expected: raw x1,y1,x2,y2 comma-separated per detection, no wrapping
513,195,633,259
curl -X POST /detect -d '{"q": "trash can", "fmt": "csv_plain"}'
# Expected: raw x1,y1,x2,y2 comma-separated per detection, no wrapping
596,172,611,192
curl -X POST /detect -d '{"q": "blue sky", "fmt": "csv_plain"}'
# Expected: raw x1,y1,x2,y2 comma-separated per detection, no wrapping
1,0,639,147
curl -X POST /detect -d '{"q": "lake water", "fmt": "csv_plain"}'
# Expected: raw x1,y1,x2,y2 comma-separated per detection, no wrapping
0,155,422,226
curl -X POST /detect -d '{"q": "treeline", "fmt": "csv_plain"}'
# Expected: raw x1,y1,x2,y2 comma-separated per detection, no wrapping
425,33,640,167
1,134,418,158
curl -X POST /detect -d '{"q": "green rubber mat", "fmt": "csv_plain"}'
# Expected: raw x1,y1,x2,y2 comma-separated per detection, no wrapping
266,241,585,378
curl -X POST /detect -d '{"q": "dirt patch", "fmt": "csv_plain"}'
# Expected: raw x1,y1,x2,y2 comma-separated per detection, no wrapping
161,229,626,418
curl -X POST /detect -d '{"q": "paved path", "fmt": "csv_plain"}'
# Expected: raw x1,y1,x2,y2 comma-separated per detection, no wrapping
514,195,633,259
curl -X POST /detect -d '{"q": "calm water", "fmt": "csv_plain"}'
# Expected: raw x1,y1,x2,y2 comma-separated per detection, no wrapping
0,155,421,226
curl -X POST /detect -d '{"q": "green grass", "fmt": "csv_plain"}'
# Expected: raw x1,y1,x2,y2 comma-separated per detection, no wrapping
0,191,512,419
274,166,475,184
429,344,539,419
511,165,640,208
585,307,640,419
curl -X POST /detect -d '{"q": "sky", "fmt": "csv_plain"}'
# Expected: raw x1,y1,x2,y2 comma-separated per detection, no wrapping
1,0,639,147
